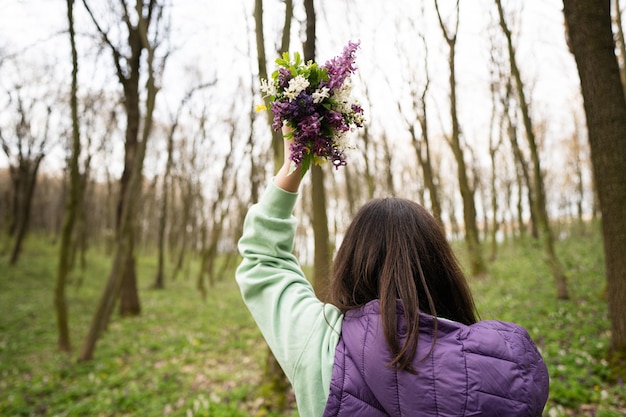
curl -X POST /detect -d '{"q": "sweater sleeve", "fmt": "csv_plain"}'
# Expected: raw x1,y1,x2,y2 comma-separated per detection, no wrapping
236,180,343,417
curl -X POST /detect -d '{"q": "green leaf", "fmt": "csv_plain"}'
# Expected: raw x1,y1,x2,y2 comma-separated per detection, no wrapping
300,154,311,177
275,57,289,67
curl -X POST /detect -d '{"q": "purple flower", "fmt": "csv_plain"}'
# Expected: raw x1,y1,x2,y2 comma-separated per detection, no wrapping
289,140,309,166
277,67,292,90
271,100,291,131
298,113,322,139
293,91,315,116
315,136,333,155
320,40,360,92
270,91,316,131
325,110,348,132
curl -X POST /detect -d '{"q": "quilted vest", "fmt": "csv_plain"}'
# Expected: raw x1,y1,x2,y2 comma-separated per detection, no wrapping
322,300,549,417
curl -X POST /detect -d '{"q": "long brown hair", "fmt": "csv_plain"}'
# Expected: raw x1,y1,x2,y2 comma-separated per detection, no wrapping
329,197,478,372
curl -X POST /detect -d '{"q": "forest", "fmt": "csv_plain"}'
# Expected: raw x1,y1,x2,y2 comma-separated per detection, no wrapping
1,0,625,416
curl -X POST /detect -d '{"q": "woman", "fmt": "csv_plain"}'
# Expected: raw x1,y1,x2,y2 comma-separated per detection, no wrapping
236,132,549,417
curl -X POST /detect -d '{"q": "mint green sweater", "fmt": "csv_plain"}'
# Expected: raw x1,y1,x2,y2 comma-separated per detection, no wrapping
236,181,343,417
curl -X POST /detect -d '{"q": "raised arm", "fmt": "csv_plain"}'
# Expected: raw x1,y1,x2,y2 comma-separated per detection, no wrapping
235,124,343,416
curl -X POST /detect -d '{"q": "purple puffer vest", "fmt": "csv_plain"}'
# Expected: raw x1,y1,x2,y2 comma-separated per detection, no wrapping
323,301,549,417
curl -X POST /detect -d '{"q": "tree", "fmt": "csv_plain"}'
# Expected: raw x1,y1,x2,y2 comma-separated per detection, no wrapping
434,0,487,277
495,0,569,299
487,85,504,260
302,0,332,299
486,21,512,257
563,0,626,379
0,73,56,265
253,0,293,411
395,26,443,223
505,96,537,239
79,0,168,361
153,82,213,290
196,99,238,297
53,0,80,353
153,109,177,290
171,139,199,282
254,0,286,171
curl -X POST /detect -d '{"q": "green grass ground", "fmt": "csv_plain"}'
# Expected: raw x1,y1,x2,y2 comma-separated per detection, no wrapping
0,228,625,416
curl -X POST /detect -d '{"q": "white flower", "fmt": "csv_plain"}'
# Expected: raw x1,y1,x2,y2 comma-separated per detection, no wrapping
331,80,353,112
260,79,276,97
352,111,365,126
333,131,355,151
284,75,310,101
311,87,330,103
336,77,353,95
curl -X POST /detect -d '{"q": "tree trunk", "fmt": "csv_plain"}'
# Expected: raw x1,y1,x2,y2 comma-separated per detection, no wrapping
9,154,44,265
380,134,395,194
434,0,487,277
196,222,208,300
302,0,332,300
198,166,231,295
613,0,626,98
153,174,168,289
487,39,504,257
416,91,443,223
153,92,181,289
311,165,331,299
254,0,285,172
506,110,536,238
406,113,442,224
114,10,144,315
414,28,443,223
253,0,292,410
173,178,193,281
78,110,150,360
79,0,167,357
563,0,626,379
361,125,376,199
54,0,79,353
488,133,502,262
496,0,569,299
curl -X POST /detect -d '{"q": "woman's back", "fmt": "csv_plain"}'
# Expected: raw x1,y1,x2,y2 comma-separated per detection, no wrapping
324,300,549,417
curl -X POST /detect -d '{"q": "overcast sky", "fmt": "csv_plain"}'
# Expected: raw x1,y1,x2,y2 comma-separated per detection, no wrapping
1,0,582,182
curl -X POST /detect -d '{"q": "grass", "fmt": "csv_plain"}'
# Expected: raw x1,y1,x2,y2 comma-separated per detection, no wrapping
0,228,625,416
0,237,287,417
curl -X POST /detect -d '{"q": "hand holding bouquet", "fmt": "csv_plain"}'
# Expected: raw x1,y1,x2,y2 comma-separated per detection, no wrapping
259,41,365,175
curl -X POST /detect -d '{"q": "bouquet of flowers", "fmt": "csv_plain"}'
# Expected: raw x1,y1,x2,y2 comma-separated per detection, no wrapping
258,40,365,175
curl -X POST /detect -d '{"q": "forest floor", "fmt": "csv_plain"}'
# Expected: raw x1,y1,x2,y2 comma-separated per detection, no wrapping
1,226,625,416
